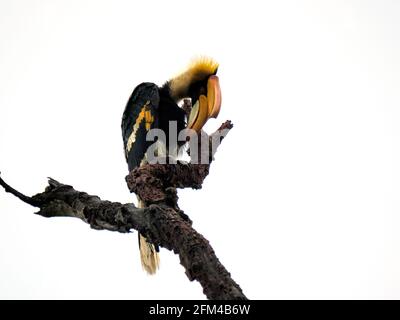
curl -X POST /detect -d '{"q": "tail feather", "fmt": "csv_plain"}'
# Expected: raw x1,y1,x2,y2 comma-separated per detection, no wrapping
137,184,160,275
139,233,160,275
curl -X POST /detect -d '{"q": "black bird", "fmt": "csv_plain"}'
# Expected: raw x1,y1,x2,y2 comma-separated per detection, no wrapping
121,57,222,274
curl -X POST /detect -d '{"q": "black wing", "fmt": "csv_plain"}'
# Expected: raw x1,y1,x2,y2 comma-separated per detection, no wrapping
122,82,159,171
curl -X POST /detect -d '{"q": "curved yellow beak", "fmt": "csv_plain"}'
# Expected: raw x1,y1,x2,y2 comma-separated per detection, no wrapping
187,75,222,132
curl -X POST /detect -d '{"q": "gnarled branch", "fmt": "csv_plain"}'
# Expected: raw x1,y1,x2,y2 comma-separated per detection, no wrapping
0,120,246,300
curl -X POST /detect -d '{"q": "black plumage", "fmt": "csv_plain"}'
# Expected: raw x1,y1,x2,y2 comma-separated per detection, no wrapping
121,83,186,171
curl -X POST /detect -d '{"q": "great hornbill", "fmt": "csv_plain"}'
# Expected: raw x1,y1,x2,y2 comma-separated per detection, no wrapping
121,57,222,274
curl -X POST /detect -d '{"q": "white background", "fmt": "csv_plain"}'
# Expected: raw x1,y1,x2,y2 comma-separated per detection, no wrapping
0,0,399,299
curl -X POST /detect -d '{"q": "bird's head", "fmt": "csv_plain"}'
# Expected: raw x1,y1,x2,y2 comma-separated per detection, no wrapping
164,57,222,132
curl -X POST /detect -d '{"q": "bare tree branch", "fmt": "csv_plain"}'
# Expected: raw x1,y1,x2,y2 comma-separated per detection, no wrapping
0,120,247,300
0,172,40,207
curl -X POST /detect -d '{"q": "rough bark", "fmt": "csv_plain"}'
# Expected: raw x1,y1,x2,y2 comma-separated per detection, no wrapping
0,120,246,300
